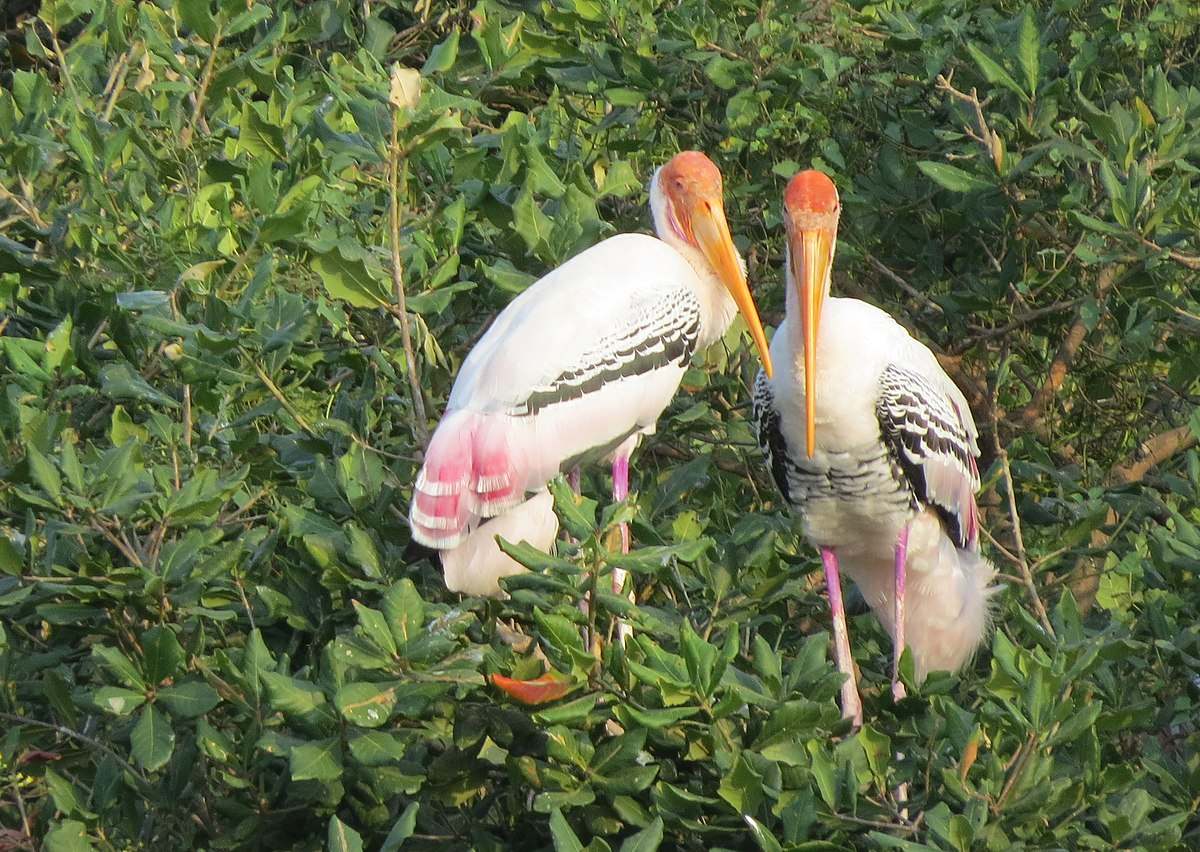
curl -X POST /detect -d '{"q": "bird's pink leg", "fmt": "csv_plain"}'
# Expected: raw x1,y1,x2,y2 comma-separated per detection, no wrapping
821,546,863,728
892,525,909,703
611,453,633,645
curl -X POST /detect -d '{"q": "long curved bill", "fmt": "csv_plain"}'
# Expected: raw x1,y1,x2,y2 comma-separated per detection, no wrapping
691,203,773,379
791,227,833,457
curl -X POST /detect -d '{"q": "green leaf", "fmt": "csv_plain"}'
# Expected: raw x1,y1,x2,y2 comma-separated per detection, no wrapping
157,681,221,718
344,524,382,578
917,161,995,193
348,731,408,766
45,768,88,817
261,671,330,717
43,315,73,373
618,816,663,852
512,185,553,255
380,803,420,852
142,626,185,683
1016,7,1039,95
99,363,180,408
422,31,460,74
743,815,783,852
178,0,218,42
549,808,585,852
44,820,95,852
548,476,598,539
353,600,398,657
382,579,424,649
310,241,391,308
336,681,398,727
327,815,364,852
679,620,717,697
291,737,343,781
26,444,62,505
93,646,147,690
131,705,175,771
966,42,1028,101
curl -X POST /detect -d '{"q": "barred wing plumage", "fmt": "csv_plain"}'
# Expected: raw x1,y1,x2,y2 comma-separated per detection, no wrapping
875,363,981,549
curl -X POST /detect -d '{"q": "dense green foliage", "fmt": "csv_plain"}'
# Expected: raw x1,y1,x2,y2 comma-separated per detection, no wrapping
2,0,1199,848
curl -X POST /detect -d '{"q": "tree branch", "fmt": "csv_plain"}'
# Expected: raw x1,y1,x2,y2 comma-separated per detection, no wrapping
1109,424,1198,486
1019,265,1123,429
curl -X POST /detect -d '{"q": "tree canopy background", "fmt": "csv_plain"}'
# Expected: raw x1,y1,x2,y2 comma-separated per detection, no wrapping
1,0,1198,849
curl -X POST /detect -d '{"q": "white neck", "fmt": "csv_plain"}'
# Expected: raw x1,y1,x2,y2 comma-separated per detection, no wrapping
648,167,743,346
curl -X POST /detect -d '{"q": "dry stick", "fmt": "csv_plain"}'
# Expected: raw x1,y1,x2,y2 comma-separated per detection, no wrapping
388,120,430,448
861,250,944,315
1110,424,1199,486
248,358,316,436
1139,235,1200,270
182,25,223,147
935,72,1003,171
949,298,1082,355
1020,265,1122,429
990,357,1056,639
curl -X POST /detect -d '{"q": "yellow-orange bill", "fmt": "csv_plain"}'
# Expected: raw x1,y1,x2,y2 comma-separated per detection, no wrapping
490,672,574,705
794,229,832,458
692,204,774,379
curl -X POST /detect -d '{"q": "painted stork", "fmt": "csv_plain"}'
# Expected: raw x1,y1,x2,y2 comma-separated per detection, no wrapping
753,170,994,725
411,151,773,615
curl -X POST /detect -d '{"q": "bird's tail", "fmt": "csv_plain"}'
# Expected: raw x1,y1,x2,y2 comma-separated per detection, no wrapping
440,491,559,596
410,410,527,548
902,511,998,679
843,510,997,681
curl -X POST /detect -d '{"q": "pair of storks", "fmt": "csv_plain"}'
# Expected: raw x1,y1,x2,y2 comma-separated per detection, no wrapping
409,152,993,724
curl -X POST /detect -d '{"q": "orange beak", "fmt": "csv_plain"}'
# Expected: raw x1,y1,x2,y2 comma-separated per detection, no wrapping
690,200,773,379
790,225,833,457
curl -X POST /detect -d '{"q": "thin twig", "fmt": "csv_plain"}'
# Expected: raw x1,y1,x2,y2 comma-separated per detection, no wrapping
990,362,1055,639
248,357,316,436
1020,265,1123,429
950,298,1082,355
181,24,223,147
861,250,945,315
1139,235,1200,269
0,712,152,787
993,731,1037,813
388,92,430,448
935,72,1003,171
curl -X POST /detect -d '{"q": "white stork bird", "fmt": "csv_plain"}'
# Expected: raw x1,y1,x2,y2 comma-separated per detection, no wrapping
411,151,773,621
753,170,994,725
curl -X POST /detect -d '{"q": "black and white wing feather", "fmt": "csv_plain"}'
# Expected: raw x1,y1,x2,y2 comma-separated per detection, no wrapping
876,363,980,549
510,287,701,416
752,369,793,504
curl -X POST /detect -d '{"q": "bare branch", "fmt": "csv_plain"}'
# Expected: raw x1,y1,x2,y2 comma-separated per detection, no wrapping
1020,265,1123,428
990,358,1055,638
1139,235,1200,270
861,251,945,315
935,73,1003,172
388,88,431,449
1109,424,1198,486
950,298,1082,355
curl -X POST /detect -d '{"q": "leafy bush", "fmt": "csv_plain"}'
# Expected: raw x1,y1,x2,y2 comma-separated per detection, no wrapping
1,0,1198,849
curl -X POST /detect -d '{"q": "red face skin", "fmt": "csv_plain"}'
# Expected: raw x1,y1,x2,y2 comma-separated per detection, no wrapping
656,150,774,379
659,150,724,245
784,169,840,227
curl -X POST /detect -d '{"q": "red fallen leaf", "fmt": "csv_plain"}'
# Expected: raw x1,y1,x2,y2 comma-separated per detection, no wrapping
489,672,573,705
17,750,62,765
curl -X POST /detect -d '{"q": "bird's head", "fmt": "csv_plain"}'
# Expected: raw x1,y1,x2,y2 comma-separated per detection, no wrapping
783,170,841,457
652,151,772,378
